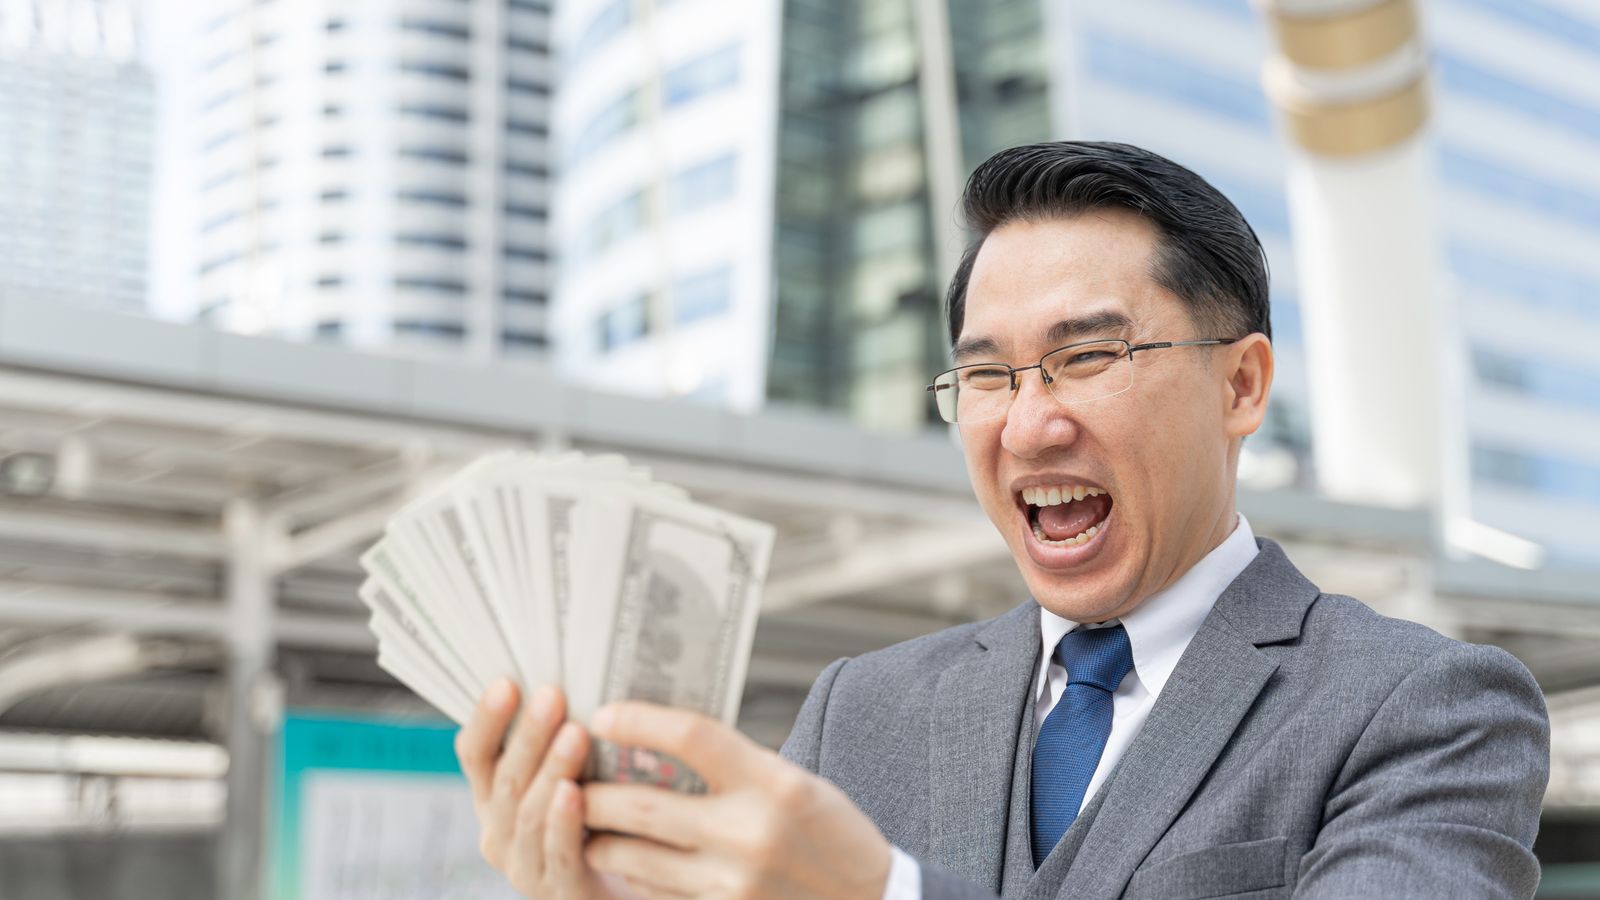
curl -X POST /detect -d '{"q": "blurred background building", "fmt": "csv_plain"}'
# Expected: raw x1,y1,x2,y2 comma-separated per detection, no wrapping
181,0,555,361
2,0,1599,897
0,0,153,313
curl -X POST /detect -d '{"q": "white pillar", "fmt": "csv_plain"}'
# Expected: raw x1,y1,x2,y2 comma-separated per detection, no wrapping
219,498,281,900
1260,0,1470,533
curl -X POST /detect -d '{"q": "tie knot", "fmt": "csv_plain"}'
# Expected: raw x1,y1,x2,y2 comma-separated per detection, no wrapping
1054,623,1134,693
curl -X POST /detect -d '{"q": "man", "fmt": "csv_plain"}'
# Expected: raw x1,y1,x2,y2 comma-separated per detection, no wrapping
456,141,1550,899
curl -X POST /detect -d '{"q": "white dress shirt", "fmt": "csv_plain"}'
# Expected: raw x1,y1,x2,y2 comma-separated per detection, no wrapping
881,514,1260,900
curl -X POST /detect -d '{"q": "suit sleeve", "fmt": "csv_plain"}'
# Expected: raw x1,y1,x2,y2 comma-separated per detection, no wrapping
779,658,1004,900
779,656,849,772
1295,641,1549,899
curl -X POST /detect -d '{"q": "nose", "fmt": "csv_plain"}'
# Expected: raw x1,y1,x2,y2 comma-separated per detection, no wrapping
1000,367,1082,459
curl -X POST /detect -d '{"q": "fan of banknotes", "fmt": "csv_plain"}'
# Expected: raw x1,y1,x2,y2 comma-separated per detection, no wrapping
357,450,775,791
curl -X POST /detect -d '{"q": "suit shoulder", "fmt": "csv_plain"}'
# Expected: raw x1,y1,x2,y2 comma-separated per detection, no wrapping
1299,592,1537,691
827,606,1020,696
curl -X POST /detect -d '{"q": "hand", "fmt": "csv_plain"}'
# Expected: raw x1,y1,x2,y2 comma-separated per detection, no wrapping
455,680,621,899
582,702,892,900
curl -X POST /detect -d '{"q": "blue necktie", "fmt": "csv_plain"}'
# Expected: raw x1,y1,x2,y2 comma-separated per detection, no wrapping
1031,623,1135,867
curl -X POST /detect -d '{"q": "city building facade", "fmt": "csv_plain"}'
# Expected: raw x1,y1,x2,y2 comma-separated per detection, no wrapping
190,0,555,361
553,0,1600,567
0,0,153,313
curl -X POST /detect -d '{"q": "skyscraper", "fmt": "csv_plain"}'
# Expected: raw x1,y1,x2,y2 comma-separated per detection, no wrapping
552,0,1600,565
189,0,555,360
0,0,154,313
550,0,782,410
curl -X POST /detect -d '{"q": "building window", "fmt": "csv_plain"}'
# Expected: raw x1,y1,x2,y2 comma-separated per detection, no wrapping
315,320,343,339
668,154,736,215
319,231,345,244
401,19,471,40
508,0,551,14
675,267,732,324
507,119,549,137
199,252,241,275
571,0,631,67
401,146,470,165
585,191,645,257
1441,147,1600,234
325,18,347,32
321,145,354,158
395,320,467,338
598,294,649,351
663,44,740,108
507,36,550,55
504,202,547,220
571,90,639,160
398,233,469,251
395,277,468,294
320,188,350,203
502,331,548,350
1083,28,1268,127
507,77,550,97
1448,240,1600,318
399,190,469,208
317,276,344,288
400,61,472,82
504,245,548,262
201,169,241,193
506,160,549,179
505,289,548,305
399,104,469,123
324,61,349,74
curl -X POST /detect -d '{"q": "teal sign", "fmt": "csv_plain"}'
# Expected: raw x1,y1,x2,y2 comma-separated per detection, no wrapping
268,711,518,900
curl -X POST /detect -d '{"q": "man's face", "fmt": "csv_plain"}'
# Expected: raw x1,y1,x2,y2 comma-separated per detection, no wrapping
955,211,1257,623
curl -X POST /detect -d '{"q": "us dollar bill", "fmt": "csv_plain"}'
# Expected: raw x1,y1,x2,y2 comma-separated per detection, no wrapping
571,494,773,793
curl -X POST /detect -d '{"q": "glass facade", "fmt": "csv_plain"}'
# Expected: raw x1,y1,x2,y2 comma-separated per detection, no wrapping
768,0,1051,432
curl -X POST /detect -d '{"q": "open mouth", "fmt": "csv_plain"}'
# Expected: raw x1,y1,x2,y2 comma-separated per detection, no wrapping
1018,483,1114,547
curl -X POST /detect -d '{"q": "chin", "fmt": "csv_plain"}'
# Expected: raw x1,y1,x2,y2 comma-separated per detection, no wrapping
1011,536,1142,624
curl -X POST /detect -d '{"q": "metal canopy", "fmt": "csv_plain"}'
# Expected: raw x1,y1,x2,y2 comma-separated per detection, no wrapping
0,296,1597,847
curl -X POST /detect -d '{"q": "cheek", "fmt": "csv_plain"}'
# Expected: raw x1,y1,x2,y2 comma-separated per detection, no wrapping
960,425,1011,511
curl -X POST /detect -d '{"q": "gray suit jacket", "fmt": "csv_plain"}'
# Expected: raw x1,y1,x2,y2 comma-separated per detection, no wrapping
779,538,1549,899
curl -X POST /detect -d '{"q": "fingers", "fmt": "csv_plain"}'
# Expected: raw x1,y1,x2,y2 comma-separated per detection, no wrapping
486,685,564,847
586,833,702,898
583,783,704,851
507,721,590,875
456,678,520,808
539,780,593,893
590,703,762,792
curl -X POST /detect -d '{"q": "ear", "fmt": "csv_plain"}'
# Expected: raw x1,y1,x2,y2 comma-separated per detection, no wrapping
1221,333,1273,440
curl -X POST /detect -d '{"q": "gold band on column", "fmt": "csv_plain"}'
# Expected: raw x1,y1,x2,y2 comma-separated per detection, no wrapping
1266,72,1428,156
1266,0,1418,71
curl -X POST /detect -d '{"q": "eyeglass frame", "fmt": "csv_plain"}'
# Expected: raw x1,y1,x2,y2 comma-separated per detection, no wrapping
925,337,1242,424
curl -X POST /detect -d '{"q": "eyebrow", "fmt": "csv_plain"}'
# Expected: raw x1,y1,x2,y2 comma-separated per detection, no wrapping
952,309,1136,363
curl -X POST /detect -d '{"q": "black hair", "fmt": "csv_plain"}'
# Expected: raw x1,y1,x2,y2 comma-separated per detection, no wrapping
945,141,1271,346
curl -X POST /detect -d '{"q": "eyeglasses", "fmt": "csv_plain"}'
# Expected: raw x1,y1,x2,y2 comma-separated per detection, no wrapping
926,338,1240,425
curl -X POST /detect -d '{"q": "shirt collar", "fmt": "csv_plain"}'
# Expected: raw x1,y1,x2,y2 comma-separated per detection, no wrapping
1035,513,1260,702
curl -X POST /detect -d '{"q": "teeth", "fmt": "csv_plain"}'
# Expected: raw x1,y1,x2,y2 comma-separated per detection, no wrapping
1021,485,1106,507
1031,521,1103,546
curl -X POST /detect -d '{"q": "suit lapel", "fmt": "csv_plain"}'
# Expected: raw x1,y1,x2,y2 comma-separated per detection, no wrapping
1038,539,1319,900
929,601,1041,892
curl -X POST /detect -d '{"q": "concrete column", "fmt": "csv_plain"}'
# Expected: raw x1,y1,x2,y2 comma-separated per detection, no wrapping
1260,0,1470,532
218,498,281,900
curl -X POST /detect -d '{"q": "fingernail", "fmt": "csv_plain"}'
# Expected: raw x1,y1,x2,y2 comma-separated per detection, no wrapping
487,678,514,710
592,706,615,735
530,684,553,720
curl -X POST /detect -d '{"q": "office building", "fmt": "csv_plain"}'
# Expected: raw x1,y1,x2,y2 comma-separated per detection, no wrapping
0,0,154,313
190,0,555,360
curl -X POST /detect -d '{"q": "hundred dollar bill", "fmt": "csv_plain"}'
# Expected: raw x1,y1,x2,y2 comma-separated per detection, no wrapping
565,489,774,793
